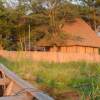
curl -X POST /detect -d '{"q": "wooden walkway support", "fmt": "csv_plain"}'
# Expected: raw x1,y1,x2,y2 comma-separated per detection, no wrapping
0,64,54,100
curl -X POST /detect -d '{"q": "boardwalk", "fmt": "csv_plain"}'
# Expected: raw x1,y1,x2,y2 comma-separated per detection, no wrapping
0,64,54,100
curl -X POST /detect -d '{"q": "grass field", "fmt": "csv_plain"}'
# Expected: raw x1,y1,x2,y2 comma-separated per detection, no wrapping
0,56,100,100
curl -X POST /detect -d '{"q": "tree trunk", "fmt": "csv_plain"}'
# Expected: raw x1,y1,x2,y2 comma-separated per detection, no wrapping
19,37,24,51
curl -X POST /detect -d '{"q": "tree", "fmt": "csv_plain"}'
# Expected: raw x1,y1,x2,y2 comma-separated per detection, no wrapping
0,0,99,50
77,0,100,31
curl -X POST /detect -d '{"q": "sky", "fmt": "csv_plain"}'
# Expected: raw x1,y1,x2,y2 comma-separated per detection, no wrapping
5,0,81,8
5,0,18,7
6,0,81,4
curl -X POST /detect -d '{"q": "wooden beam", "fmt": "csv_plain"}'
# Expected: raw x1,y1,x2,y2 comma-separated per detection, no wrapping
0,79,9,86
4,82,14,96
0,79,5,85
0,64,54,100
0,95,29,100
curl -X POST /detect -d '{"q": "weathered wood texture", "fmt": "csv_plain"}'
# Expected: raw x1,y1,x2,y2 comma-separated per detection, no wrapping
0,64,54,100
0,79,5,85
0,49,100,62
50,46,99,54
0,95,29,100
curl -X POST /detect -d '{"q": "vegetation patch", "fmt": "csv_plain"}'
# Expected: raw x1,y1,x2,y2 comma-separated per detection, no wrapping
0,56,100,99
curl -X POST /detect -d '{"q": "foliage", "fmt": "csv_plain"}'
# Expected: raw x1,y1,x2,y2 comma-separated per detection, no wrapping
0,0,99,50
1,55,100,99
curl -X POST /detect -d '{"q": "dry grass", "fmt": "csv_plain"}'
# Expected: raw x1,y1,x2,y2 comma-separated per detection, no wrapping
0,56,100,100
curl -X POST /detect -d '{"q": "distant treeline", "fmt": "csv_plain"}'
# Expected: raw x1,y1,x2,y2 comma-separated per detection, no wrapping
0,0,100,50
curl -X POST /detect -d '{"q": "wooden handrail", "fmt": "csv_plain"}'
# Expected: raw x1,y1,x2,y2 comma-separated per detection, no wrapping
0,64,54,100
0,95,29,100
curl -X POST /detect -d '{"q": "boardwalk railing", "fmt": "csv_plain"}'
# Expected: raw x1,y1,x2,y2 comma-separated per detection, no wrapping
0,64,54,100
0,50,100,62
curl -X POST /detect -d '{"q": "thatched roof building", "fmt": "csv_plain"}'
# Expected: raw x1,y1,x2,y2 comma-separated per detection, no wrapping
36,18,100,55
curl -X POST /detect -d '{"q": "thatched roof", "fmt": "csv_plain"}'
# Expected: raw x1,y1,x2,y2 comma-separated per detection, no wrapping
36,18,100,48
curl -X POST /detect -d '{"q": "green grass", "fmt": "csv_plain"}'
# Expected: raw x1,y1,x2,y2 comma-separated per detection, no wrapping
0,56,100,100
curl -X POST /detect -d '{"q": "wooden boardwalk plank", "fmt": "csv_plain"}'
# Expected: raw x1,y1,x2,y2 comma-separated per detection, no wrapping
0,64,54,100
0,95,28,100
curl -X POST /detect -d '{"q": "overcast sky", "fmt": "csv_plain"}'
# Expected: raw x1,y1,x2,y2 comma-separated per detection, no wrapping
5,0,81,8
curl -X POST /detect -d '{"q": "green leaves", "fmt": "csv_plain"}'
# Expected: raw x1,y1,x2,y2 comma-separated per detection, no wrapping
69,63,100,99
0,0,99,50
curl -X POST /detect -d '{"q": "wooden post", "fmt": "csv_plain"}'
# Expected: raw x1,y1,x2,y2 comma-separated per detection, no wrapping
4,82,14,96
28,24,31,51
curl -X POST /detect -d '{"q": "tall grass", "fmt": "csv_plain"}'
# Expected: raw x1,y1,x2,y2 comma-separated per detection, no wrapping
0,56,100,100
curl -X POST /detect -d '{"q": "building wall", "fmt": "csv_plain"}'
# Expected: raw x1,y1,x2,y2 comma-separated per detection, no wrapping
49,46,99,55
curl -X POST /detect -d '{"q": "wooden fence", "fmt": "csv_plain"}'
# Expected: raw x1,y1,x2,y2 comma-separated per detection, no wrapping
0,50,100,63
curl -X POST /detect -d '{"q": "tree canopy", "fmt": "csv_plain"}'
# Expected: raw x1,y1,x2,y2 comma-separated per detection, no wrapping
0,0,99,50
